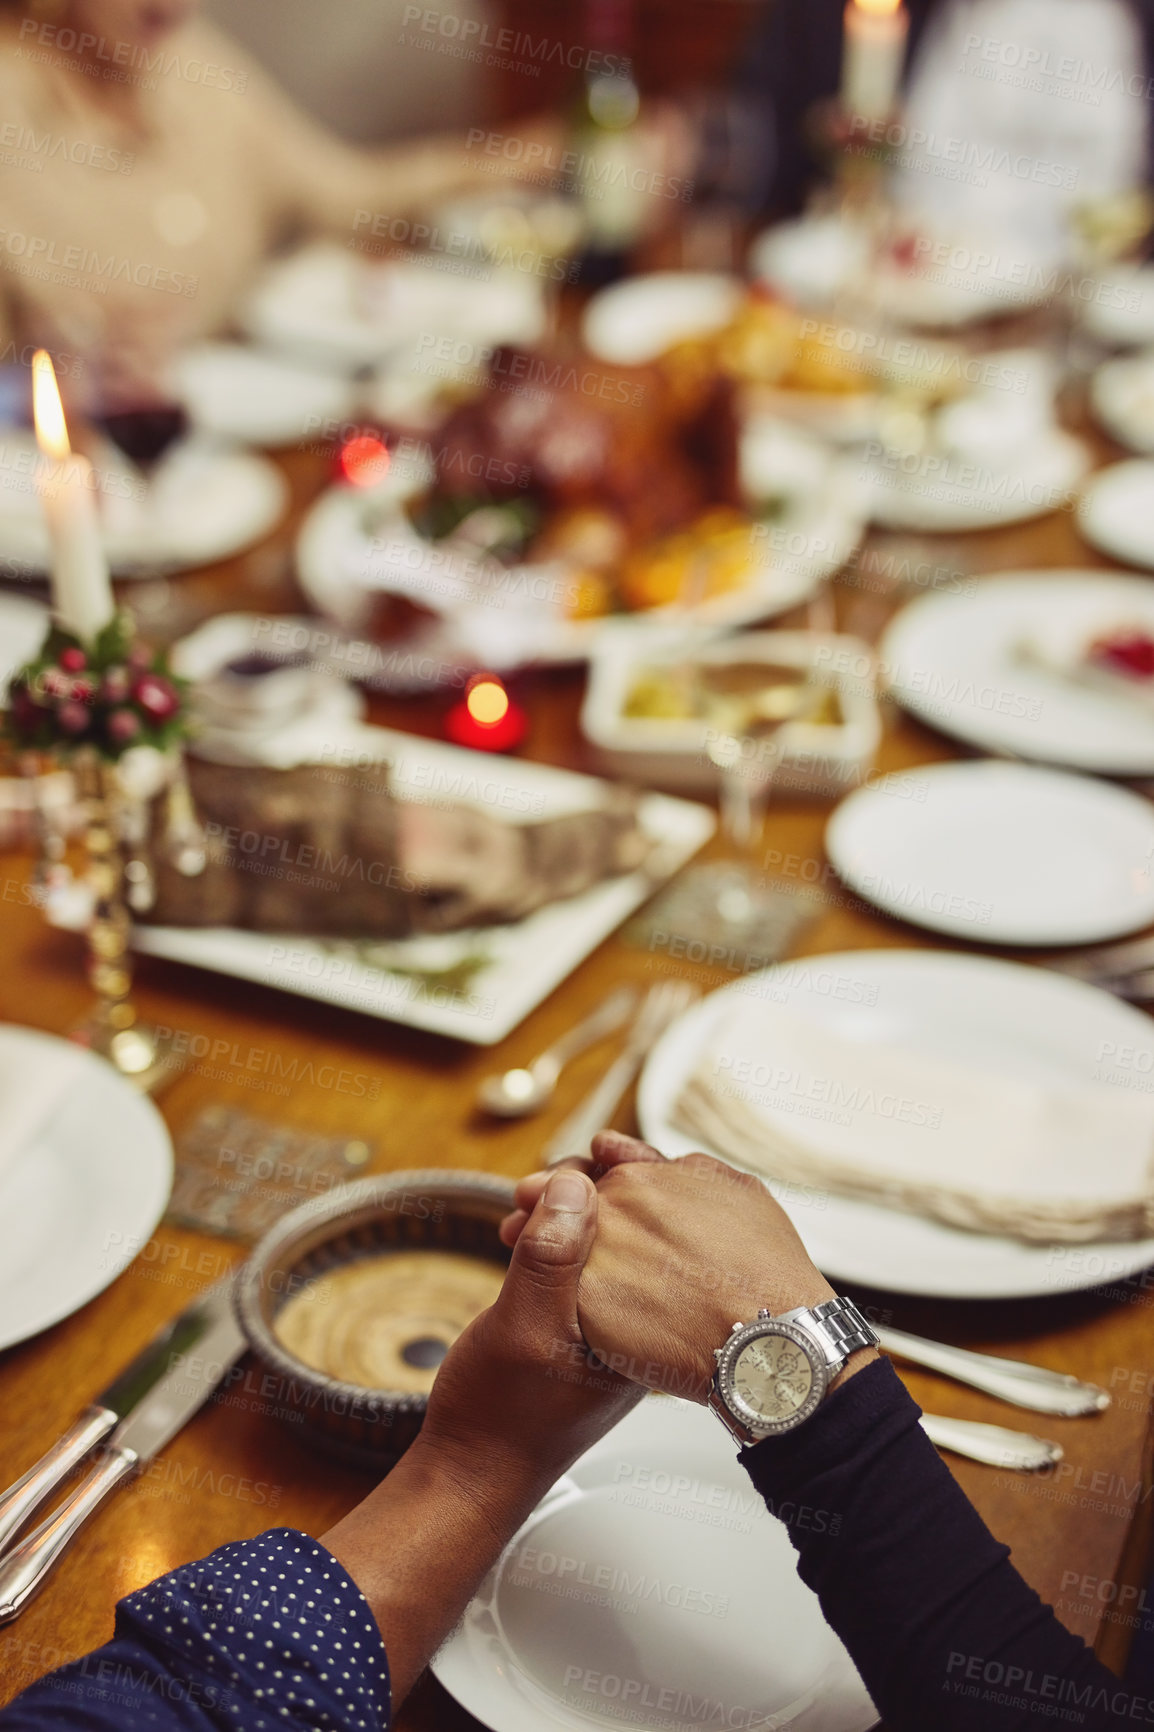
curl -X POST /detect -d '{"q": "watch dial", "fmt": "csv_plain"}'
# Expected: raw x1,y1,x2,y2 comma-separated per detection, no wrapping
732,1334,814,1423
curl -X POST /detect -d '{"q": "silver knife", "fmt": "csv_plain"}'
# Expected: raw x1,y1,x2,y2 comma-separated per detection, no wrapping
0,1276,241,1558
878,1325,1110,1418
0,1278,246,1623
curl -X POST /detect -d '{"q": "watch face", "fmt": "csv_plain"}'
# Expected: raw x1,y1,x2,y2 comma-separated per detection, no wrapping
719,1324,826,1435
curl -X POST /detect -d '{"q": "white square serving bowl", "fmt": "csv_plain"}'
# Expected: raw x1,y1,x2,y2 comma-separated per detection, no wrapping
581,626,882,798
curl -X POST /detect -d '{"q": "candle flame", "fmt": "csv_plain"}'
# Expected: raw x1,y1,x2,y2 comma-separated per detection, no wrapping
466,677,510,727
855,0,902,13
32,350,71,460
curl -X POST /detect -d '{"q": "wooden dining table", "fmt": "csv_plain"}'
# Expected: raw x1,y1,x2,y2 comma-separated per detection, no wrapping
1,404,1153,1730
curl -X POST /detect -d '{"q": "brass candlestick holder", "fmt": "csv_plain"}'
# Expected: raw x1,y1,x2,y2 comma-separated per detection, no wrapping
7,611,204,1094
69,749,179,1091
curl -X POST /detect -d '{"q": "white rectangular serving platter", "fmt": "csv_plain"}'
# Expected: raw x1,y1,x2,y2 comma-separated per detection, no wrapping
134,723,715,1045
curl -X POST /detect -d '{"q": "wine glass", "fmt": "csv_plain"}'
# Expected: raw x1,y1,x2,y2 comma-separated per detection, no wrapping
636,674,826,954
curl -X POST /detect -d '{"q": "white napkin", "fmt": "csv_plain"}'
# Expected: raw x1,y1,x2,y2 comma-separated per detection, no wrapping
674,1004,1154,1243
0,1037,82,1188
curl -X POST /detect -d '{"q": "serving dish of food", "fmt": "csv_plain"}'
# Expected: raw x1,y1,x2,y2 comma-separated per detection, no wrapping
295,337,865,667
581,628,881,796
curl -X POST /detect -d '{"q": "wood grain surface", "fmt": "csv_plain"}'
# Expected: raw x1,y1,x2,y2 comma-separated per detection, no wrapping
1,425,1153,1728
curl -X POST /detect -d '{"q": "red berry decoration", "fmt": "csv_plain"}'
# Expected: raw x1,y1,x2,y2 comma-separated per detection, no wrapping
1091,629,1154,679
101,665,131,703
107,707,141,743
4,616,189,757
132,672,179,720
57,701,90,735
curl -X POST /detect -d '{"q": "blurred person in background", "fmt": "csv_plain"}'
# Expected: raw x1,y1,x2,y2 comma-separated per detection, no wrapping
738,0,1152,263
0,0,546,399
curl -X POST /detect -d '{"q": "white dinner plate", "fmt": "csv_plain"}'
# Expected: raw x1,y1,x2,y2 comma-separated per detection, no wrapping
581,272,744,366
132,721,715,1045
1078,460,1154,570
881,571,1154,774
0,430,288,576
0,591,49,699
863,429,1090,532
433,1396,876,1732
0,1025,172,1348
1090,350,1154,454
637,950,1154,1298
825,761,1154,946
243,242,548,372
175,342,356,448
1080,264,1154,348
749,218,1045,329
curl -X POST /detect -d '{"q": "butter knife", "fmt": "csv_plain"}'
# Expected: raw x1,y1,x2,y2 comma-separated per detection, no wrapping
0,1278,246,1622
0,1277,240,1558
921,1413,1062,1472
878,1326,1109,1417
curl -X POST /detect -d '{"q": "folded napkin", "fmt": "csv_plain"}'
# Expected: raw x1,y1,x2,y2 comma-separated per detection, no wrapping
674,1004,1154,1243
0,1036,81,1189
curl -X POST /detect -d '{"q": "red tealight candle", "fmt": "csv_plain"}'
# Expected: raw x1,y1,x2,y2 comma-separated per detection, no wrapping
337,433,391,488
445,675,528,753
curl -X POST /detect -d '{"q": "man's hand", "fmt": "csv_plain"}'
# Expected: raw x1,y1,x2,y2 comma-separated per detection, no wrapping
502,1132,875,1403
421,1166,643,1498
322,1168,641,1708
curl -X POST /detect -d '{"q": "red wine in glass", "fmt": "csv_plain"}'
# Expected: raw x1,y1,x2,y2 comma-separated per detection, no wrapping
98,402,189,474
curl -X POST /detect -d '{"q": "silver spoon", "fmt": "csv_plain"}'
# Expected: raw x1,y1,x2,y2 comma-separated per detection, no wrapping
477,987,638,1119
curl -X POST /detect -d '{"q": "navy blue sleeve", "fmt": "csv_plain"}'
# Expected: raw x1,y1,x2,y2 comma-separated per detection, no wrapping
0,1528,390,1732
741,1357,1147,1731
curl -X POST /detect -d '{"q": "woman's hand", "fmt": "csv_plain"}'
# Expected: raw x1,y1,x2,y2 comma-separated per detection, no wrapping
502,1132,873,1403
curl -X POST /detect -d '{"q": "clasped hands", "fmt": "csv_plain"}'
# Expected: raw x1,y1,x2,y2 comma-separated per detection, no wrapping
420,1130,874,1514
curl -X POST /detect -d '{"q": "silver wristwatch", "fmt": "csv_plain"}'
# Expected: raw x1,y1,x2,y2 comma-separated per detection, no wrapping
709,1298,879,1446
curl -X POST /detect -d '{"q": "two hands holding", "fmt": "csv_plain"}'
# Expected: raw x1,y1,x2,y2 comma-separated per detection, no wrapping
323,1132,877,1704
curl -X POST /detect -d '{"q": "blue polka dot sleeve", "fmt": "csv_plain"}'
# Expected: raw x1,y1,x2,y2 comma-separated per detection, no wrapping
0,1529,391,1732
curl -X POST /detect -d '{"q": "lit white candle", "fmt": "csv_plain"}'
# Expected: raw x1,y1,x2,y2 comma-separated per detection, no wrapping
32,349,115,644
841,0,909,123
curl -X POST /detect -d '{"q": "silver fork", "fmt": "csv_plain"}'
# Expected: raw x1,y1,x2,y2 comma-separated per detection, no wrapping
543,979,698,1166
